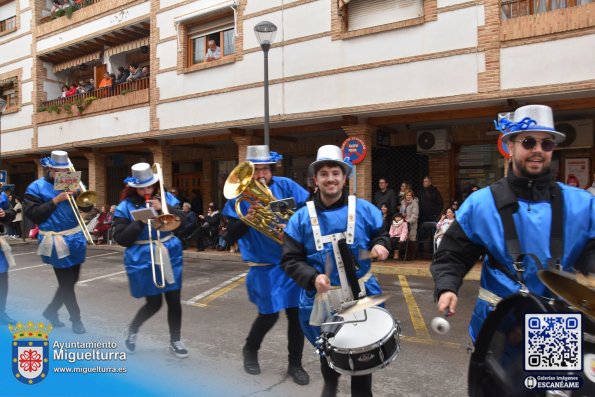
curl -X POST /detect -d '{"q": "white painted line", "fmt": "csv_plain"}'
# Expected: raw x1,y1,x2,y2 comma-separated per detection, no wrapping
86,252,120,259
9,264,47,272
78,270,126,285
183,272,247,305
12,251,38,256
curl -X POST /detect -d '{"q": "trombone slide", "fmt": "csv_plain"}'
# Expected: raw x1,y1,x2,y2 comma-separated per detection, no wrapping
65,193,95,245
146,194,166,289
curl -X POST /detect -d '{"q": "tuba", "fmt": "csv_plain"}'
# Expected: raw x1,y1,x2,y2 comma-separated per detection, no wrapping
223,162,293,245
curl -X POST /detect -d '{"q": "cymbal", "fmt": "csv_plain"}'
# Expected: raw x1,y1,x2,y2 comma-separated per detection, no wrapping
339,294,389,316
538,269,595,320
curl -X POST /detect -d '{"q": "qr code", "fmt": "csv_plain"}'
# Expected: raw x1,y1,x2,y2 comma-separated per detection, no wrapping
525,313,582,371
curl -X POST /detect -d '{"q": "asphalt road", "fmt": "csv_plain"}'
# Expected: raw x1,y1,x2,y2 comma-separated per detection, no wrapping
4,242,480,397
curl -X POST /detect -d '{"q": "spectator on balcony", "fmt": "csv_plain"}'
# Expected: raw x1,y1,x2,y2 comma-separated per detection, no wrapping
98,72,112,89
115,66,130,85
141,66,149,78
84,79,94,93
51,0,65,15
60,85,69,98
127,64,143,82
205,40,221,62
65,83,77,97
76,80,86,94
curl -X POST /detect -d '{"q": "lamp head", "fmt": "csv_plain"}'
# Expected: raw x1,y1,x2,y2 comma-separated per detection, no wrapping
254,21,277,48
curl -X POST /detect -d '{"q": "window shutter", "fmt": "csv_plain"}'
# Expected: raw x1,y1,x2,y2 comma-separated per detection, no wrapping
188,15,234,37
348,0,424,31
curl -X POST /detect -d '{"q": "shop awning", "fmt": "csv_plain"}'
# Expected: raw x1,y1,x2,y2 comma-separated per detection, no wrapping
52,51,102,73
104,37,150,59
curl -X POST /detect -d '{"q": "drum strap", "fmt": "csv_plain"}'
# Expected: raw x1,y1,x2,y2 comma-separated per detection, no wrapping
489,179,564,285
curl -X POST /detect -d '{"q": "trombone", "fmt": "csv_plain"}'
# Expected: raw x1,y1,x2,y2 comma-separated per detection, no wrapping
64,191,95,245
145,194,165,289
68,166,97,208
59,167,96,245
151,163,181,232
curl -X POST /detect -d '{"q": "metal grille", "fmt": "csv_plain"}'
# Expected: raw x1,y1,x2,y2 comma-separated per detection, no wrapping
371,146,429,201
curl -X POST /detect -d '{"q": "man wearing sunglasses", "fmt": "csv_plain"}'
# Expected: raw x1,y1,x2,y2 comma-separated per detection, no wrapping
431,104,594,346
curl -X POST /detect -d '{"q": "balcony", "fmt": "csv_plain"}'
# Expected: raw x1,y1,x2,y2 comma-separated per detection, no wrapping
501,0,592,19
37,78,149,123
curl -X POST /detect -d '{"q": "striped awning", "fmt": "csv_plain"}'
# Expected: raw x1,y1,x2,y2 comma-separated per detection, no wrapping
104,37,150,59
52,51,102,73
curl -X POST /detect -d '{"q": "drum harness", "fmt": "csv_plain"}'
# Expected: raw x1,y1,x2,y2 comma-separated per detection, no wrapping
481,179,564,307
307,195,370,313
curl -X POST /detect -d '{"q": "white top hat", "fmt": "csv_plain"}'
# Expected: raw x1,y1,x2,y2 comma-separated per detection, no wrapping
498,105,566,144
124,163,159,188
246,145,282,165
40,150,72,169
308,145,352,177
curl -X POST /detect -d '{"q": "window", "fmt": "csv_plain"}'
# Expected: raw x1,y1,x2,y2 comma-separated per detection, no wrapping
0,15,16,33
501,0,592,19
346,0,423,32
187,14,235,66
0,76,18,110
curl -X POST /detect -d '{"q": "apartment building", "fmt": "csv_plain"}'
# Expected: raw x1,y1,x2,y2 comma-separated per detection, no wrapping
1,0,594,210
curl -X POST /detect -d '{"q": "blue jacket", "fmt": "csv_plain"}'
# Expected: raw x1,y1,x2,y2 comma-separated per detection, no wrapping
223,176,309,314
0,192,16,273
431,174,595,342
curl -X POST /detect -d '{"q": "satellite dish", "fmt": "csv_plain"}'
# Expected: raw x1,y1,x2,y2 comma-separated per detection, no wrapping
555,123,576,148
417,132,435,151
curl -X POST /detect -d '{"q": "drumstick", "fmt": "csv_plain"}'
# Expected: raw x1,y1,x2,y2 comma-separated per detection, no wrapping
430,310,451,335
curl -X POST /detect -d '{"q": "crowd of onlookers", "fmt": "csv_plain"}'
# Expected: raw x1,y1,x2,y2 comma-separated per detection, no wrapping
57,64,149,99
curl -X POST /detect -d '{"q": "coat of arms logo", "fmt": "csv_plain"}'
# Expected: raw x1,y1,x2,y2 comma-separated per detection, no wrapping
8,321,53,385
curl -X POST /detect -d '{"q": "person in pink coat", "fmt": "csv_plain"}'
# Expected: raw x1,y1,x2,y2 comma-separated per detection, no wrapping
389,212,408,260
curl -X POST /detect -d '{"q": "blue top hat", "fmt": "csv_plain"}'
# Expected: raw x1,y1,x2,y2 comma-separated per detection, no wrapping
495,105,566,144
123,163,159,188
246,145,282,165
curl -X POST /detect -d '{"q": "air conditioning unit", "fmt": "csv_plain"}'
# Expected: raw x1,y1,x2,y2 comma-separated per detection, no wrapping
417,130,449,152
555,120,593,149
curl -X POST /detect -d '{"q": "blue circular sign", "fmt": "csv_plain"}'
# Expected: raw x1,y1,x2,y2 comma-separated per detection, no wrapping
341,138,367,165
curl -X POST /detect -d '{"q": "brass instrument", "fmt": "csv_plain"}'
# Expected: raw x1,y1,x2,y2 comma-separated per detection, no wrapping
223,161,293,245
151,163,181,232
68,166,97,208
145,194,165,288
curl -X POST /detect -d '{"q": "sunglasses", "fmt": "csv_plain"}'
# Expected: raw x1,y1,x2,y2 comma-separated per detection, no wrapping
512,136,556,152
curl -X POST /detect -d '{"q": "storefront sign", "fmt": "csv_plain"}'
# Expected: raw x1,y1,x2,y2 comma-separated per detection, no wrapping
341,138,367,165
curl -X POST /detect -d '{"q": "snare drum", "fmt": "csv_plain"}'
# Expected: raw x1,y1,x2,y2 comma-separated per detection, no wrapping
322,306,400,376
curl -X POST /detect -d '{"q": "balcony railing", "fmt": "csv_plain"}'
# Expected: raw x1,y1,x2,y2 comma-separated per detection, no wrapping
501,0,592,19
40,78,149,111
40,0,103,24
0,16,16,33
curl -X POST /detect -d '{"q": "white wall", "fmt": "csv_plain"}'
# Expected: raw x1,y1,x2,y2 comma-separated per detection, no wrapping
36,2,150,52
0,1,16,20
501,34,595,89
0,128,34,152
0,34,32,64
0,58,32,79
1,105,33,130
37,107,151,147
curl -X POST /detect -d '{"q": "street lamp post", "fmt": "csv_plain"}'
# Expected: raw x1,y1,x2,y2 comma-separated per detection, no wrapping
254,21,277,147
0,98,7,170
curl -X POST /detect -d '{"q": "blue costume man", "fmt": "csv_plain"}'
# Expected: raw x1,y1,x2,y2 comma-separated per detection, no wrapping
24,150,90,334
281,145,390,397
222,145,311,385
0,187,17,324
431,105,595,392
113,162,189,358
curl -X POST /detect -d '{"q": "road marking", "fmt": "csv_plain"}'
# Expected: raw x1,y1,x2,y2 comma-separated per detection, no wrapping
9,264,46,272
400,335,460,349
398,275,430,339
373,263,480,281
184,272,247,307
86,252,120,259
79,271,126,285
12,251,38,257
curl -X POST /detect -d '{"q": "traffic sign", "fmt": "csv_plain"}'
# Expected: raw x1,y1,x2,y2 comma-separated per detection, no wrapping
497,134,510,159
341,137,367,165
0,170,6,184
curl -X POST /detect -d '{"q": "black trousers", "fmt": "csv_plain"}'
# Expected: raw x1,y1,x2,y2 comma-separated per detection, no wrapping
130,290,182,342
244,307,304,366
46,264,81,322
320,356,373,397
0,272,8,312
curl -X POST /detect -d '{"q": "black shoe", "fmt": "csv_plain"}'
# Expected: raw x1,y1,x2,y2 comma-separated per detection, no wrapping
42,310,65,327
72,320,86,334
287,364,310,385
124,327,137,352
0,311,16,325
242,346,260,375
170,340,189,359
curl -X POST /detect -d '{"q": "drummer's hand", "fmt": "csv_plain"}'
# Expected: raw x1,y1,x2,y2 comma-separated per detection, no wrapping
148,199,162,211
314,274,331,294
437,291,457,316
52,191,71,204
370,244,389,261
0,209,5,218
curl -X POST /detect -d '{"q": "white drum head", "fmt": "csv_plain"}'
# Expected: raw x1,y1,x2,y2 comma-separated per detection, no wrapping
331,306,394,349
